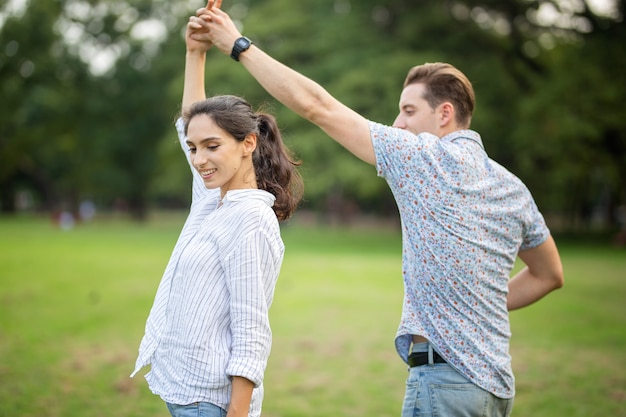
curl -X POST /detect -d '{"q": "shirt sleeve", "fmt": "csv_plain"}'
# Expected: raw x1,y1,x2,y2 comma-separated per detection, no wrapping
369,120,394,179
175,118,216,203
222,224,282,387
520,195,551,250
369,120,436,182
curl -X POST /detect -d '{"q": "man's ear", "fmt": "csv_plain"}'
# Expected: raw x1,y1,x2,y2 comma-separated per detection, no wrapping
439,102,455,127
242,133,257,156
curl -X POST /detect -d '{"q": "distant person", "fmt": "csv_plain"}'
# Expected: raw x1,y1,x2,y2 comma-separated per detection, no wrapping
190,2,564,416
131,6,303,417
78,200,96,222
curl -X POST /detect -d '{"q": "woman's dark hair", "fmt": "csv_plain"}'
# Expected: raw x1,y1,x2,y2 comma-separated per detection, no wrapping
183,95,303,221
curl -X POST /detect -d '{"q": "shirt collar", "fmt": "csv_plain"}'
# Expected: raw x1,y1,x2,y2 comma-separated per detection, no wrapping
442,129,484,150
221,189,276,207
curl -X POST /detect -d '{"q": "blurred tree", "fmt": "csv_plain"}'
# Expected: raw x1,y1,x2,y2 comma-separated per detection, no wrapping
512,1,626,231
0,1,75,213
0,0,189,219
1,0,623,231
222,0,625,229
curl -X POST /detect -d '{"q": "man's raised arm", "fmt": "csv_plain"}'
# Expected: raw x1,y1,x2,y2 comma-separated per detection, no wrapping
195,3,376,165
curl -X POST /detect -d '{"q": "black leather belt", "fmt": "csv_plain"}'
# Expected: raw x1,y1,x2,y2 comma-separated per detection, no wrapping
408,351,446,367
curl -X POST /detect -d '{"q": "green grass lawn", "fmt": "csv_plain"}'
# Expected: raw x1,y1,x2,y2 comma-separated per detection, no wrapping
0,214,624,416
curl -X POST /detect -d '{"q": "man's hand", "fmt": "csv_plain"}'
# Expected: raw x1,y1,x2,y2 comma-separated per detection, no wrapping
193,5,244,57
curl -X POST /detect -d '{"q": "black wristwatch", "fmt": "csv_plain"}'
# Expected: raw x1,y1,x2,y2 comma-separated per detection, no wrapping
230,36,253,61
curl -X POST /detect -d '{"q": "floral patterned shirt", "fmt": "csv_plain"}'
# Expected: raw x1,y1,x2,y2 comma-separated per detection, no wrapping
370,121,549,398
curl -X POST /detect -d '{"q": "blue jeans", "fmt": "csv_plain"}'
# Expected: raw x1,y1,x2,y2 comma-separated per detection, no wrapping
166,402,227,417
402,343,513,417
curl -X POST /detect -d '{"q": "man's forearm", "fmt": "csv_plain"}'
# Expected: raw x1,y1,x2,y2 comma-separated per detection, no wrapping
237,45,375,163
507,267,560,310
238,46,330,124
508,237,564,310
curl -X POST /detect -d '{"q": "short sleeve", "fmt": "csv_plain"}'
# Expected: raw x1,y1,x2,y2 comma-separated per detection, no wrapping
520,197,551,250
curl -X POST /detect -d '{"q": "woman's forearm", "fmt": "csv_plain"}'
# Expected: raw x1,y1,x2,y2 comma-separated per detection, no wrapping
227,376,254,417
182,50,207,111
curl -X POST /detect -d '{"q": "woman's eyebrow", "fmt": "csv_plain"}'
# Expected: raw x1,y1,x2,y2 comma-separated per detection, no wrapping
187,136,220,146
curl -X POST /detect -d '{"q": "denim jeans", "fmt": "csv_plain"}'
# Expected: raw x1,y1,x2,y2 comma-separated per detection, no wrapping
166,402,227,417
402,343,513,417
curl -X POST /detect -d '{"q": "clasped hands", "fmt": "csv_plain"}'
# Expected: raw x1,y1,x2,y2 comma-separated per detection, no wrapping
186,0,242,55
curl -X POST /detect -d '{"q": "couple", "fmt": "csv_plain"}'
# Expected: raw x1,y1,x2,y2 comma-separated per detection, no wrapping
132,2,564,417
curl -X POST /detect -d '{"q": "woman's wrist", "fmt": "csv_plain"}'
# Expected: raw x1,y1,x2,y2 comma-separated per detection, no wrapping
186,48,208,56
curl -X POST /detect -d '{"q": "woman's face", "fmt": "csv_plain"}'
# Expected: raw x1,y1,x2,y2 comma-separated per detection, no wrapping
186,114,257,197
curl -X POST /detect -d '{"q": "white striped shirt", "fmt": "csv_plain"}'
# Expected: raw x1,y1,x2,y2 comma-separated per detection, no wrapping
132,119,284,417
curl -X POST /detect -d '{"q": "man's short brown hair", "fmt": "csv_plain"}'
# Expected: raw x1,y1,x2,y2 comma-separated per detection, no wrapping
404,63,475,128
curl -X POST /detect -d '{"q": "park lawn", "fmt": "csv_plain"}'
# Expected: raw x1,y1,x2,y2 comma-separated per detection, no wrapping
0,214,624,417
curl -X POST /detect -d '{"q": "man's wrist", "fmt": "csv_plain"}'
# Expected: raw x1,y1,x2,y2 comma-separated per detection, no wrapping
230,36,253,61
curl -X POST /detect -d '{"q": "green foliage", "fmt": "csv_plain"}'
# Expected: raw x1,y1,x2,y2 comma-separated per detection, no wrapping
0,0,624,230
511,20,626,225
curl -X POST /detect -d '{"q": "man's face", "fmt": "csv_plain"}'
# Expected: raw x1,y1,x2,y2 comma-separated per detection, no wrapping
392,83,440,136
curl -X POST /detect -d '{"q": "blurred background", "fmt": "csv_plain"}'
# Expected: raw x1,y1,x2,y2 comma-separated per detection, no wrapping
2,2,625,416
1,0,625,240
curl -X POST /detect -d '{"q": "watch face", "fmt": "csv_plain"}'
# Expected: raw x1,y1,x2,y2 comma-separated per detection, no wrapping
237,39,248,47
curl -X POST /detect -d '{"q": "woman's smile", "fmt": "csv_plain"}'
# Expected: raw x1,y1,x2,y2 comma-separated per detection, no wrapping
198,168,217,179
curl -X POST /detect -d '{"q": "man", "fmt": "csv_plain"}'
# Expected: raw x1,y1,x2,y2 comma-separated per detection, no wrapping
190,2,564,415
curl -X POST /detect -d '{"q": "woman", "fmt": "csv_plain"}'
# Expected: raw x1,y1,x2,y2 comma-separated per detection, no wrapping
131,7,303,417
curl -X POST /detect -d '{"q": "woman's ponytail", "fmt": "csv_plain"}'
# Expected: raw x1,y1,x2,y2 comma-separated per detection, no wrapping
253,113,303,221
